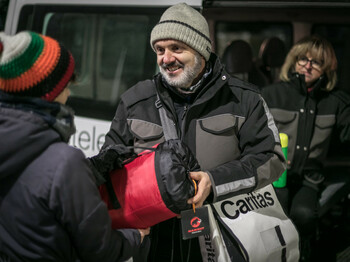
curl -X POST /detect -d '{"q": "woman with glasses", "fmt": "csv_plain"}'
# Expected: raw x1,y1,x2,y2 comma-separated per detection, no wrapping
261,35,350,261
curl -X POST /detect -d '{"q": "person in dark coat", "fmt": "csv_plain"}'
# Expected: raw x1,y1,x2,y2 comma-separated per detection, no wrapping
90,3,287,261
261,35,350,261
0,31,149,262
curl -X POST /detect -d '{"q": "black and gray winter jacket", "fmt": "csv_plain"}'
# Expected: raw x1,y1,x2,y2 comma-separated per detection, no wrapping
261,73,350,184
0,92,142,262
103,54,286,202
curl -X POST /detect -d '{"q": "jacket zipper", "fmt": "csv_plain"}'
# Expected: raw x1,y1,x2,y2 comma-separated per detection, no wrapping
181,104,189,139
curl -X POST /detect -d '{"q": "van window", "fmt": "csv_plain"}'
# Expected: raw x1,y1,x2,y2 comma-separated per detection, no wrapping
0,0,8,31
313,24,350,94
215,22,292,58
17,5,162,120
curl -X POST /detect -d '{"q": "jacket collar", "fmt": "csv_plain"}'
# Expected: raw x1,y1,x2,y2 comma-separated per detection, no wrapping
288,72,328,98
0,91,76,143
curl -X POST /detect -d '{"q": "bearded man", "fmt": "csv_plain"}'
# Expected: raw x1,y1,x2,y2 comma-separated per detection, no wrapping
92,3,286,261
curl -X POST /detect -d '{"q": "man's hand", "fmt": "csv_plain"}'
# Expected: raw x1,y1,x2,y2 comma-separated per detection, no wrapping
187,171,212,208
138,227,150,244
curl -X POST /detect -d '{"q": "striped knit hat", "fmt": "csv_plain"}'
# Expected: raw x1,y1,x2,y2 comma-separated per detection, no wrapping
0,31,75,101
150,3,211,61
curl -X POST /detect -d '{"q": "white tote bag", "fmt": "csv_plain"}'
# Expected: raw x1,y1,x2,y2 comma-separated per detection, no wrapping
199,184,300,262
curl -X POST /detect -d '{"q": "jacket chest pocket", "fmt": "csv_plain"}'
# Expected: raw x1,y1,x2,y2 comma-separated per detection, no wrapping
195,114,243,170
127,119,165,153
309,115,336,159
270,109,299,168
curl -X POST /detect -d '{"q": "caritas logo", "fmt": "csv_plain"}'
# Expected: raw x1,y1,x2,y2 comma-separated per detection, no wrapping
190,217,202,228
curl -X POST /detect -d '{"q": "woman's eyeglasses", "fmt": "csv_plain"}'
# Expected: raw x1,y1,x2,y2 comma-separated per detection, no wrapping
297,56,323,70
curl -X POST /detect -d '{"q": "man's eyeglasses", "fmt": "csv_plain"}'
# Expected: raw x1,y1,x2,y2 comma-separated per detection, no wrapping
297,56,323,70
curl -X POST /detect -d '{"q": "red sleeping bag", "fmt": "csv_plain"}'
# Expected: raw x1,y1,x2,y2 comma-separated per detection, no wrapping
99,139,200,229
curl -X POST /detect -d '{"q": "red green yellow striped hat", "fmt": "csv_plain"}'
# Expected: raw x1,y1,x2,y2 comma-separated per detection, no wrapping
0,31,75,101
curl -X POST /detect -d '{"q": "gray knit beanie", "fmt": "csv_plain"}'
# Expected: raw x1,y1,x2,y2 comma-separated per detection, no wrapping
150,3,212,61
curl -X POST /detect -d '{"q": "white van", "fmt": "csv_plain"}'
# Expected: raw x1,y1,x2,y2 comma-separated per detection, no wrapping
4,0,350,158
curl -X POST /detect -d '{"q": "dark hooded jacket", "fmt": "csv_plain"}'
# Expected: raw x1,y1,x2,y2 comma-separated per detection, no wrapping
0,92,142,262
261,73,350,184
104,54,286,200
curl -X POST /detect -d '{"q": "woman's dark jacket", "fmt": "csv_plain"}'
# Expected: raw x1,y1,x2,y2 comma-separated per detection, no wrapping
103,54,286,203
261,73,350,183
0,93,142,262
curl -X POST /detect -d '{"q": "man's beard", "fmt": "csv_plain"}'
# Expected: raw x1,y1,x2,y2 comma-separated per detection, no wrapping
160,53,203,89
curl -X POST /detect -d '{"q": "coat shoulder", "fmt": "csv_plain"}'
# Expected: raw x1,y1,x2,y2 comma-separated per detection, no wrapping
331,89,350,106
121,79,156,107
227,76,260,94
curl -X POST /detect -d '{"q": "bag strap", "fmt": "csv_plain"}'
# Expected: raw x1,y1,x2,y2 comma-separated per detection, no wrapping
105,176,121,209
155,94,179,141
